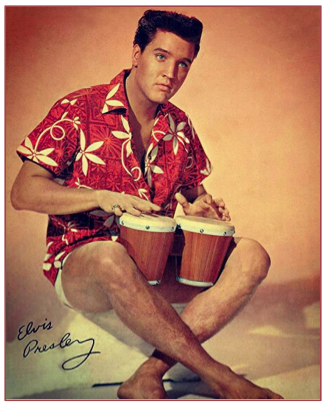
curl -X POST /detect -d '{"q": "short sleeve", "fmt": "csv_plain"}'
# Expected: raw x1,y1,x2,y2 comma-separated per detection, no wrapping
181,116,212,189
16,96,80,176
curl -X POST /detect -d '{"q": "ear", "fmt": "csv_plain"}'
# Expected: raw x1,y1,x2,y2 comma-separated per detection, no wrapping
132,44,141,68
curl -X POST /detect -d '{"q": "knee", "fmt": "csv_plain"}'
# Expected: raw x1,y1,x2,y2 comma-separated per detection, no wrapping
239,238,271,284
89,242,137,289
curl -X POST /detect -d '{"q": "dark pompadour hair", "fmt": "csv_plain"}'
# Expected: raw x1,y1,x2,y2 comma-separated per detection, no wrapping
133,10,203,58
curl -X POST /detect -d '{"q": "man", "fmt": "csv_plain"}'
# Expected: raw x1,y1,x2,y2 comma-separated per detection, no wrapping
11,10,282,399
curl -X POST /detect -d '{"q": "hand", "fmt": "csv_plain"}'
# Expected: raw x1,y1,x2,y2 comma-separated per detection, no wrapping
175,192,231,221
96,190,161,217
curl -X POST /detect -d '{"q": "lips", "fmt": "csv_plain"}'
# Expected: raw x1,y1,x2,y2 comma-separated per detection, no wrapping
157,83,172,91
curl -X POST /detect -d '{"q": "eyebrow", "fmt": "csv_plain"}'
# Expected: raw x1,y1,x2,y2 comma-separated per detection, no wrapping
154,47,193,65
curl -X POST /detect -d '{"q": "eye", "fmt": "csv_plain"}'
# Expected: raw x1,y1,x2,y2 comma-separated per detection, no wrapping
156,54,165,61
178,61,189,68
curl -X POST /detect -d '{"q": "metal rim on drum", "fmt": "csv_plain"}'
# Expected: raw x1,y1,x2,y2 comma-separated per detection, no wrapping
148,279,161,286
119,213,177,233
175,215,235,236
176,276,213,287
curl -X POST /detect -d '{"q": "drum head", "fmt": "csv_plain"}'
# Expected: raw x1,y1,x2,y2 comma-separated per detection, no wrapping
175,215,235,236
119,213,177,232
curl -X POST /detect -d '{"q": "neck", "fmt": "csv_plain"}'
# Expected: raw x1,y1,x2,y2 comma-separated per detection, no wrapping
125,69,158,123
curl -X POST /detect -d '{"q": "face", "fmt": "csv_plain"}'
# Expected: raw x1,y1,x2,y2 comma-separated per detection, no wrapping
132,30,195,105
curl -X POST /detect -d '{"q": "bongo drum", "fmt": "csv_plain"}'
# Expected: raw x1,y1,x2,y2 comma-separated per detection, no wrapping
119,213,177,285
175,216,235,287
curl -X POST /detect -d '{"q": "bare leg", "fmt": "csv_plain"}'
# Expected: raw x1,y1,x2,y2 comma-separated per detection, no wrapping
61,240,282,399
118,238,283,399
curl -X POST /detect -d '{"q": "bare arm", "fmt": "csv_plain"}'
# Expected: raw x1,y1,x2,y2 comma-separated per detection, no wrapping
10,161,160,216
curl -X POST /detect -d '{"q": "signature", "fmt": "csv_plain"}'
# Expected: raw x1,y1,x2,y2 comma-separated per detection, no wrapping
17,318,100,370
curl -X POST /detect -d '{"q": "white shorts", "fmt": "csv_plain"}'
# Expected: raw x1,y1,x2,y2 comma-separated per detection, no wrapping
54,253,74,310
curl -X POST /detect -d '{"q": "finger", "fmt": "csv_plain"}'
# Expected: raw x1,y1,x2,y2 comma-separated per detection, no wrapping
175,192,191,213
140,203,161,213
128,207,142,217
222,215,231,222
112,206,124,217
222,212,231,221
149,203,161,212
123,203,143,217
205,211,220,220
203,194,213,205
198,199,212,211
131,198,161,213
218,206,231,221
218,207,229,216
214,198,225,208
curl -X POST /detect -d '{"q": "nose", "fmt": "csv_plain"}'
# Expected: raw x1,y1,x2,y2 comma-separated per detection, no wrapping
163,61,176,79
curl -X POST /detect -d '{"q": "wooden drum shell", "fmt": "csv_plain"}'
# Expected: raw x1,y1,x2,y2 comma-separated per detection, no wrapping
175,216,235,287
119,213,176,285
178,231,233,286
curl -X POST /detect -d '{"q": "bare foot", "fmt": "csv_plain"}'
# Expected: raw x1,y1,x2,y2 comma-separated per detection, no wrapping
206,365,284,400
117,367,168,399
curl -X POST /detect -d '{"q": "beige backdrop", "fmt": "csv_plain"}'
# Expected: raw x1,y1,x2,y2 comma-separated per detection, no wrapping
6,6,320,344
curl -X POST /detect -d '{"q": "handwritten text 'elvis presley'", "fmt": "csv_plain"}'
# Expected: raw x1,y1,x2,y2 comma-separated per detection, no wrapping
17,318,100,370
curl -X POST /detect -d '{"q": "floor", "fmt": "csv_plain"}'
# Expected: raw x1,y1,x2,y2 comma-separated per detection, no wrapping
6,276,320,400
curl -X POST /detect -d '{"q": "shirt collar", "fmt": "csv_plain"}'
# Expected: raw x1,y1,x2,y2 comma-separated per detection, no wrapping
101,70,130,114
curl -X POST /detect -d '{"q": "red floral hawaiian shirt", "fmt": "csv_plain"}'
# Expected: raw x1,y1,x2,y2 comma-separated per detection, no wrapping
17,70,212,285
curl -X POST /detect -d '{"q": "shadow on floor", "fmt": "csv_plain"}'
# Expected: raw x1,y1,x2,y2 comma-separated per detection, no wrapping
14,274,320,400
